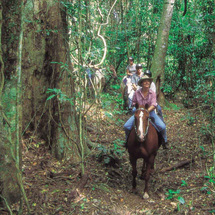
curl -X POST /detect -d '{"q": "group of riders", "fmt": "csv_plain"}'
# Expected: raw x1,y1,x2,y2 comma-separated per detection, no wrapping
123,57,169,149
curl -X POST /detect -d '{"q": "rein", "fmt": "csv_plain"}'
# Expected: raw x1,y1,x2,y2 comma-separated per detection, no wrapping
134,108,150,138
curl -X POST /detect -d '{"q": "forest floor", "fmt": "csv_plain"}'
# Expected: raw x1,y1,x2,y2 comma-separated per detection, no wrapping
11,96,215,214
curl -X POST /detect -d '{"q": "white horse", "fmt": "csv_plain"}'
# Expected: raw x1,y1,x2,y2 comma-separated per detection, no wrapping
73,67,105,104
120,76,133,110
89,68,105,103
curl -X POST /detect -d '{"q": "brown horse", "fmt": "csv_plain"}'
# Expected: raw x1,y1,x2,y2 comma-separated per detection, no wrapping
126,104,162,199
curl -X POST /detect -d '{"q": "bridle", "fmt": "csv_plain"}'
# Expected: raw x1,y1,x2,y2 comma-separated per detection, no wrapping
134,108,150,138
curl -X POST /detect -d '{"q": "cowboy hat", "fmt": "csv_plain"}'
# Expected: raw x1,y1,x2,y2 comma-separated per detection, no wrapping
138,75,153,86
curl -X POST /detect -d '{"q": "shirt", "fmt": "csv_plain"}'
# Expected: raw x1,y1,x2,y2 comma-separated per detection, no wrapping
126,64,136,74
132,88,157,107
131,72,143,85
150,82,156,93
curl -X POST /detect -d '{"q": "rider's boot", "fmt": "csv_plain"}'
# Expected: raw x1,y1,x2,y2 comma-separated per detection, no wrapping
162,141,169,149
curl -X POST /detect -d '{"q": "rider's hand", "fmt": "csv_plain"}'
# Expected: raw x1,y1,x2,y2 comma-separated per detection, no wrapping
132,84,137,91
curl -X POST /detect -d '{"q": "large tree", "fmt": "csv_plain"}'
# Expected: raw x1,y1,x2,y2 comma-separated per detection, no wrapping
20,0,81,160
0,0,82,208
0,0,31,211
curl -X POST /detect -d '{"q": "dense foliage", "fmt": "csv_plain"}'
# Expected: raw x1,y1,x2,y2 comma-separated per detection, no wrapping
0,0,214,211
66,0,214,191
67,0,214,101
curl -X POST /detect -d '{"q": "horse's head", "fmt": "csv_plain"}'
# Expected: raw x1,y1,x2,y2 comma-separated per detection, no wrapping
134,104,150,142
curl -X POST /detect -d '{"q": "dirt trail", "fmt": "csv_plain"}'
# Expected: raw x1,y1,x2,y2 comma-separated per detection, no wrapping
19,103,214,214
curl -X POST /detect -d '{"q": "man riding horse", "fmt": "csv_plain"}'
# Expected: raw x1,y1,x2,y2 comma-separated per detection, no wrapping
128,64,144,109
126,56,136,78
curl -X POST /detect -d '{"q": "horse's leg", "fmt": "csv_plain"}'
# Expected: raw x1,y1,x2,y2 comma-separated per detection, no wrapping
143,155,155,199
94,79,98,103
88,78,94,98
150,152,157,173
130,156,137,193
98,79,102,103
140,159,146,180
94,77,101,103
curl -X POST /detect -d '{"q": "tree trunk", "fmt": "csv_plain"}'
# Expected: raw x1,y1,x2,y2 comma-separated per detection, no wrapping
0,0,22,206
23,0,80,161
150,0,175,104
1,0,83,206
2,0,80,162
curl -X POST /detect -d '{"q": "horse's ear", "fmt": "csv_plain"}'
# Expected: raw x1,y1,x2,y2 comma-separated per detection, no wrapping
145,104,149,110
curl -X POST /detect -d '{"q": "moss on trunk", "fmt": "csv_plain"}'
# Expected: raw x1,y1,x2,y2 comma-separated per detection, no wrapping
0,0,21,205
20,0,82,161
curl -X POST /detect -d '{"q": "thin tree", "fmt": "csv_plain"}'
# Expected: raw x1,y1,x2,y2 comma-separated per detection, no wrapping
150,0,175,103
15,0,30,212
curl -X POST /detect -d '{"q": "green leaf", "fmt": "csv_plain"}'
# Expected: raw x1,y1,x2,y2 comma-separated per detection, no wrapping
200,187,208,191
209,179,215,184
178,196,185,205
104,156,110,164
24,19,32,23
181,180,188,186
47,94,56,100
199,146,205,151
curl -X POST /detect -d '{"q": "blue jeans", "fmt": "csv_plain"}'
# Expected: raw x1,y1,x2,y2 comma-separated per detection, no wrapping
124,108,167,143
157,104,164,121
131,105,164,120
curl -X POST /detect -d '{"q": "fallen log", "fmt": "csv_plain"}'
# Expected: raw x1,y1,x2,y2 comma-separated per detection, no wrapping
160,158,195,173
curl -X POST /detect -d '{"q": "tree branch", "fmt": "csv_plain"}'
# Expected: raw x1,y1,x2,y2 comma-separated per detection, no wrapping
93,0,118,67
160,158,194,173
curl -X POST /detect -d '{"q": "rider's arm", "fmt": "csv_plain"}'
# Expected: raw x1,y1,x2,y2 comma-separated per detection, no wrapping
132,84,137,91
148,105,155,112
127,69,132,76
126,66,132,76
148,91,157,112
131,76,138,90
132,91,137,107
